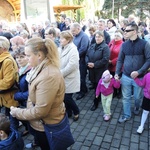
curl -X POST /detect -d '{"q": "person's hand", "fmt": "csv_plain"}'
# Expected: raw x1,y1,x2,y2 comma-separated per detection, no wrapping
87,62,94,68
109,60,112,64
130,71,139,79
96,95,99,98
114,74,119,80
10,106,17,117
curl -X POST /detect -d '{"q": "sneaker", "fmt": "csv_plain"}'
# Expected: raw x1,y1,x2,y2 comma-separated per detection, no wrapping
137,126,144,134
25,143,38,149
104,115,111,121
118,116,130,123
103,114,106,118
133,107,140,115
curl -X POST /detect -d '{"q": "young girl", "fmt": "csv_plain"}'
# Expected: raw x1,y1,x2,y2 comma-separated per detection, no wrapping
134,71,150,134
96,70,120,121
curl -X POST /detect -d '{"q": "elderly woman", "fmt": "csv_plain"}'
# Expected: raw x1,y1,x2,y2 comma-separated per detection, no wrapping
58,30,80,121
0,36,19,119
10,38,66,150
86,31,110,111
20,30,29,42
108,30,124,98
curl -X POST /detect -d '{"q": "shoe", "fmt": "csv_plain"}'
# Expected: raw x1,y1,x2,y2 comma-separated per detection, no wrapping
103,114,106,118
73,115,79,121
76,93,85,100
104,115,111,121
25,143,38,149
133,107,140,115
137,126,144,134
90,104,97,111
118,116,130,123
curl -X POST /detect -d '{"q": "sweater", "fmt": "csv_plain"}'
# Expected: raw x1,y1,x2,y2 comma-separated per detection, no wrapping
108,39,123,72
73,30,89,58
116,37,150,77
96,78,120,96
134,72,150,99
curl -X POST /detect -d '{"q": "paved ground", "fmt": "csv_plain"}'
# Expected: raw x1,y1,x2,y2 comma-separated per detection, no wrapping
20,88,150,150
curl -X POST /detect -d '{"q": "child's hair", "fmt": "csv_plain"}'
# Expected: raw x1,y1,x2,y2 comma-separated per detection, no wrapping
0,113,10,136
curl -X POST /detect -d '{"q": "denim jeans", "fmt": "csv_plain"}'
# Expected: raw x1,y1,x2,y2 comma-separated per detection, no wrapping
121,74,143,118
64,93,79,116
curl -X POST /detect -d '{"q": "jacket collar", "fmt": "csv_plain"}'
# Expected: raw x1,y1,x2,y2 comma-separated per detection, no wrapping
59,42,75,57
0,51,12,63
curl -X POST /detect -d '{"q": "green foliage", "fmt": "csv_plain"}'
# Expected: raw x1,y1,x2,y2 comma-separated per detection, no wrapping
102,0,150,20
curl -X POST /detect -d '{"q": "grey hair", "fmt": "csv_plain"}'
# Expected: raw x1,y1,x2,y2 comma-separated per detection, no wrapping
0,36,10,50
98,19,106,24
70,22,81,29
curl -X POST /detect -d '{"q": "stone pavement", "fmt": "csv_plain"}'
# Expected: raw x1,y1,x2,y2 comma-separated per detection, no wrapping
21,88,150,150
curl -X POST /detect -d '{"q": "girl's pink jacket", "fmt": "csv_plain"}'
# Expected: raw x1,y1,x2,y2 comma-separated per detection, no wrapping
134,72,150,99
96,78,120,96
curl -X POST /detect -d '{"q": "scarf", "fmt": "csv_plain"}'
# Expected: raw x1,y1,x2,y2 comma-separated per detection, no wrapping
19,64,30,76
26,58,49,83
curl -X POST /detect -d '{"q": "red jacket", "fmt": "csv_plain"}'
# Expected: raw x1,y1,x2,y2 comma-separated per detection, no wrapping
108,39,123,72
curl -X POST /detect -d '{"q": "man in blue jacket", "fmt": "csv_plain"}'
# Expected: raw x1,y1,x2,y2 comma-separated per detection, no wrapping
70,22,90,100
115,23,150,123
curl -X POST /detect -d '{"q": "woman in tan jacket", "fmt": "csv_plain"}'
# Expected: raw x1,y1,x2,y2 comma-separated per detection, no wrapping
10,37,66,150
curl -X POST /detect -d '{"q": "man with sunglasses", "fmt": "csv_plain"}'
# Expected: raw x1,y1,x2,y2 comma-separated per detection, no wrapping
115,23,150,123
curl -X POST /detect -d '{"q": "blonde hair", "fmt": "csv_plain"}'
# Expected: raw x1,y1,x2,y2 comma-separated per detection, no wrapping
60,31,73,42
20,30,29,38
25,37,60,68
0,36,10,50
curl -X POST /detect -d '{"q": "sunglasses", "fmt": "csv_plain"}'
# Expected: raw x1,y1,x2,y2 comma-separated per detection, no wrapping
124,29,134,33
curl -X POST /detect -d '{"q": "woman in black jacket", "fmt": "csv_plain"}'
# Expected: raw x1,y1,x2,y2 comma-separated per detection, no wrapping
86,31,110,111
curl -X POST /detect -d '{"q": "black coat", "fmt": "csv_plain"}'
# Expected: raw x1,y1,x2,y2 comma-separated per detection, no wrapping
85,41,110,84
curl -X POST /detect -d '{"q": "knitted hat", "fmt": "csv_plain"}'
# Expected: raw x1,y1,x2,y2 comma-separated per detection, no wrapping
102,70,112,83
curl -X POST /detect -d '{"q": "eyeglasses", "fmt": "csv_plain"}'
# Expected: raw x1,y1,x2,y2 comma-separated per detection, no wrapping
45,33,49,35
124,29,134,33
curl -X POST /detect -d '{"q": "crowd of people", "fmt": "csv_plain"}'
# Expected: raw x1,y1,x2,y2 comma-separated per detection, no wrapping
0,13,150,149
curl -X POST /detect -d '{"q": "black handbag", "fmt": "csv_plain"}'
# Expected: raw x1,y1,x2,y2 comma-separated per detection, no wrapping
42,114,75,150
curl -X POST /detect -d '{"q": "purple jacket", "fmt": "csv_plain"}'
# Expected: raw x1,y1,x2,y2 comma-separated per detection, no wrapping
96,78,120,96
134,72,150,99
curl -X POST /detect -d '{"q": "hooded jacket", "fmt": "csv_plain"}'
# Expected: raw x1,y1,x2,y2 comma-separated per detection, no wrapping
0,128,24,150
